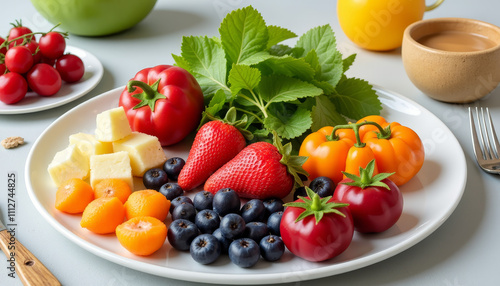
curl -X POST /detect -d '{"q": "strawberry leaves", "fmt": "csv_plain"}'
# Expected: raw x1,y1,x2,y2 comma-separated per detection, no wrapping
272,130,308,186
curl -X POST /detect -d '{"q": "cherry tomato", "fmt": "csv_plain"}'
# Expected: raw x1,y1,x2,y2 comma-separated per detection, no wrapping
0,64,6,75
0,72,28,104
56,54,84,83
25,40,42,64
337,0,444,51
26,63,62,96
333,161,403,233
7,24,34,47
39,32,66,59
40,56,56,67
280,189,354,262
4,46,34,74
0,37,7,55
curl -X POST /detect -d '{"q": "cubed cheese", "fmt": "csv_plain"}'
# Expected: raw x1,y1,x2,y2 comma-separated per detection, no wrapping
90,151,133,190
69,133,113,160
48,144,89,187
95,107,132,142
113,132,167,176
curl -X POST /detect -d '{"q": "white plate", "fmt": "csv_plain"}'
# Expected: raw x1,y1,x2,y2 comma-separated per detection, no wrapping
0,46,103,114
25,86,467,285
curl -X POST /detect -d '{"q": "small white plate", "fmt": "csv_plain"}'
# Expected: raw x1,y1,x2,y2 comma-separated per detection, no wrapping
0,46,103,114
25,86,467,285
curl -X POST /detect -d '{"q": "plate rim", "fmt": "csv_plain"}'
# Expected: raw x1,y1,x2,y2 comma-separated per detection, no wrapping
24,85,467,284
0,46,103,115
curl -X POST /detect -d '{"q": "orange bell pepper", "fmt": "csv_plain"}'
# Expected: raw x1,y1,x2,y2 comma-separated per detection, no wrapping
299,125,378,184
357,115,425,186
299,116,424,186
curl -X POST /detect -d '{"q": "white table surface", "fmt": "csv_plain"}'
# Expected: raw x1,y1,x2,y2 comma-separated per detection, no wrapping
1,0,500,285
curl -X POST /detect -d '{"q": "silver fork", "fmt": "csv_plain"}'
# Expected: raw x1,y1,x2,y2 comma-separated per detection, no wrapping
469,107,500,174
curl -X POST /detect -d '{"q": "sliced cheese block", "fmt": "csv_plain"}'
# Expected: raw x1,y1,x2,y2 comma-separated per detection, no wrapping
69,133,113,160
90,151,133,190
48,144,89,187
95,107,132,142
113,132,167,177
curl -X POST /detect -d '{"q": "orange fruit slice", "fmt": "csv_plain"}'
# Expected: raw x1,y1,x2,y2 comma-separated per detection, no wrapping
55,178,94,214
124,189,170,221
80,197,125,234
94,178,132,204
116,216,167,256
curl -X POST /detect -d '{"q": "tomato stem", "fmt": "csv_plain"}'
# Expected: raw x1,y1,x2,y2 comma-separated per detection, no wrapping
311,194,322,211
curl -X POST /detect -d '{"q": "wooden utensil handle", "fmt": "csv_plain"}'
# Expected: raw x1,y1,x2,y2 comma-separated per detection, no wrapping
0,230,60,286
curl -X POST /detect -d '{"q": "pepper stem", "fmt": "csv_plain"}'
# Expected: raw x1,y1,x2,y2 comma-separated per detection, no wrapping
326,120,392,146
127,78,166,111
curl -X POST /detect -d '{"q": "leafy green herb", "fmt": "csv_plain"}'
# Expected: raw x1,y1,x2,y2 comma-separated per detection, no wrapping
173,6,381,149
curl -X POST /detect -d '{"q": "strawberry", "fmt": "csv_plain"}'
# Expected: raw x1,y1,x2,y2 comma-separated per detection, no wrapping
204,131,308,199
177,117,247,191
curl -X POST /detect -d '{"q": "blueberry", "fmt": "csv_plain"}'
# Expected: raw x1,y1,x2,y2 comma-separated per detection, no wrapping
167,219,200,251
267,211,283,236
244,222,268,243
293,186,307,201
195,209,221,234
190,234,221,265
172,202,197,222
143,168,169,191
309,176,335,197
259,235,285,262
213,188,240,216
163,157,185,181
220,213,246,240
213,228,232,254
228,238,260,268
159,182,184,201
170,196,193,214
262,197,284,218
193,190,214,211
240,199,266,223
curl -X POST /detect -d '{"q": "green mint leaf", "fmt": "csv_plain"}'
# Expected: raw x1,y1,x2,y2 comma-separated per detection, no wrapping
172,53,191,72
264,106,312,139
206,89,227,116
268,44,294,56
304,49,320,75
258,55,315,81
180,36,228,95
219,6,270,66
330,77,382,119
342,54,356,73
228,64,261,95
267,25,297,49
311,80,336,95
295,24,343,88
311,95,347,131
259,75,323,103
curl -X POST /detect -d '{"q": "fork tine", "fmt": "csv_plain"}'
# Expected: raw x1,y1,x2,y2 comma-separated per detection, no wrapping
478,107,494,159
485,107,500,159
469,107,486,160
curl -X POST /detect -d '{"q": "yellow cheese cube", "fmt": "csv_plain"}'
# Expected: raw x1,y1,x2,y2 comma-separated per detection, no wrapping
113,132,167,177
95,107,132,142
90,151,133,190
47,144,89,187
69,133,113,160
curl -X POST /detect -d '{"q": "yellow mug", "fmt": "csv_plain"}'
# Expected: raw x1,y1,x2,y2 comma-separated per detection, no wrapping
337,0,444,51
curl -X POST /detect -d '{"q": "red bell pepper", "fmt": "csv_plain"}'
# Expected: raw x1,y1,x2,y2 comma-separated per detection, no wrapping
119,65,204,146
